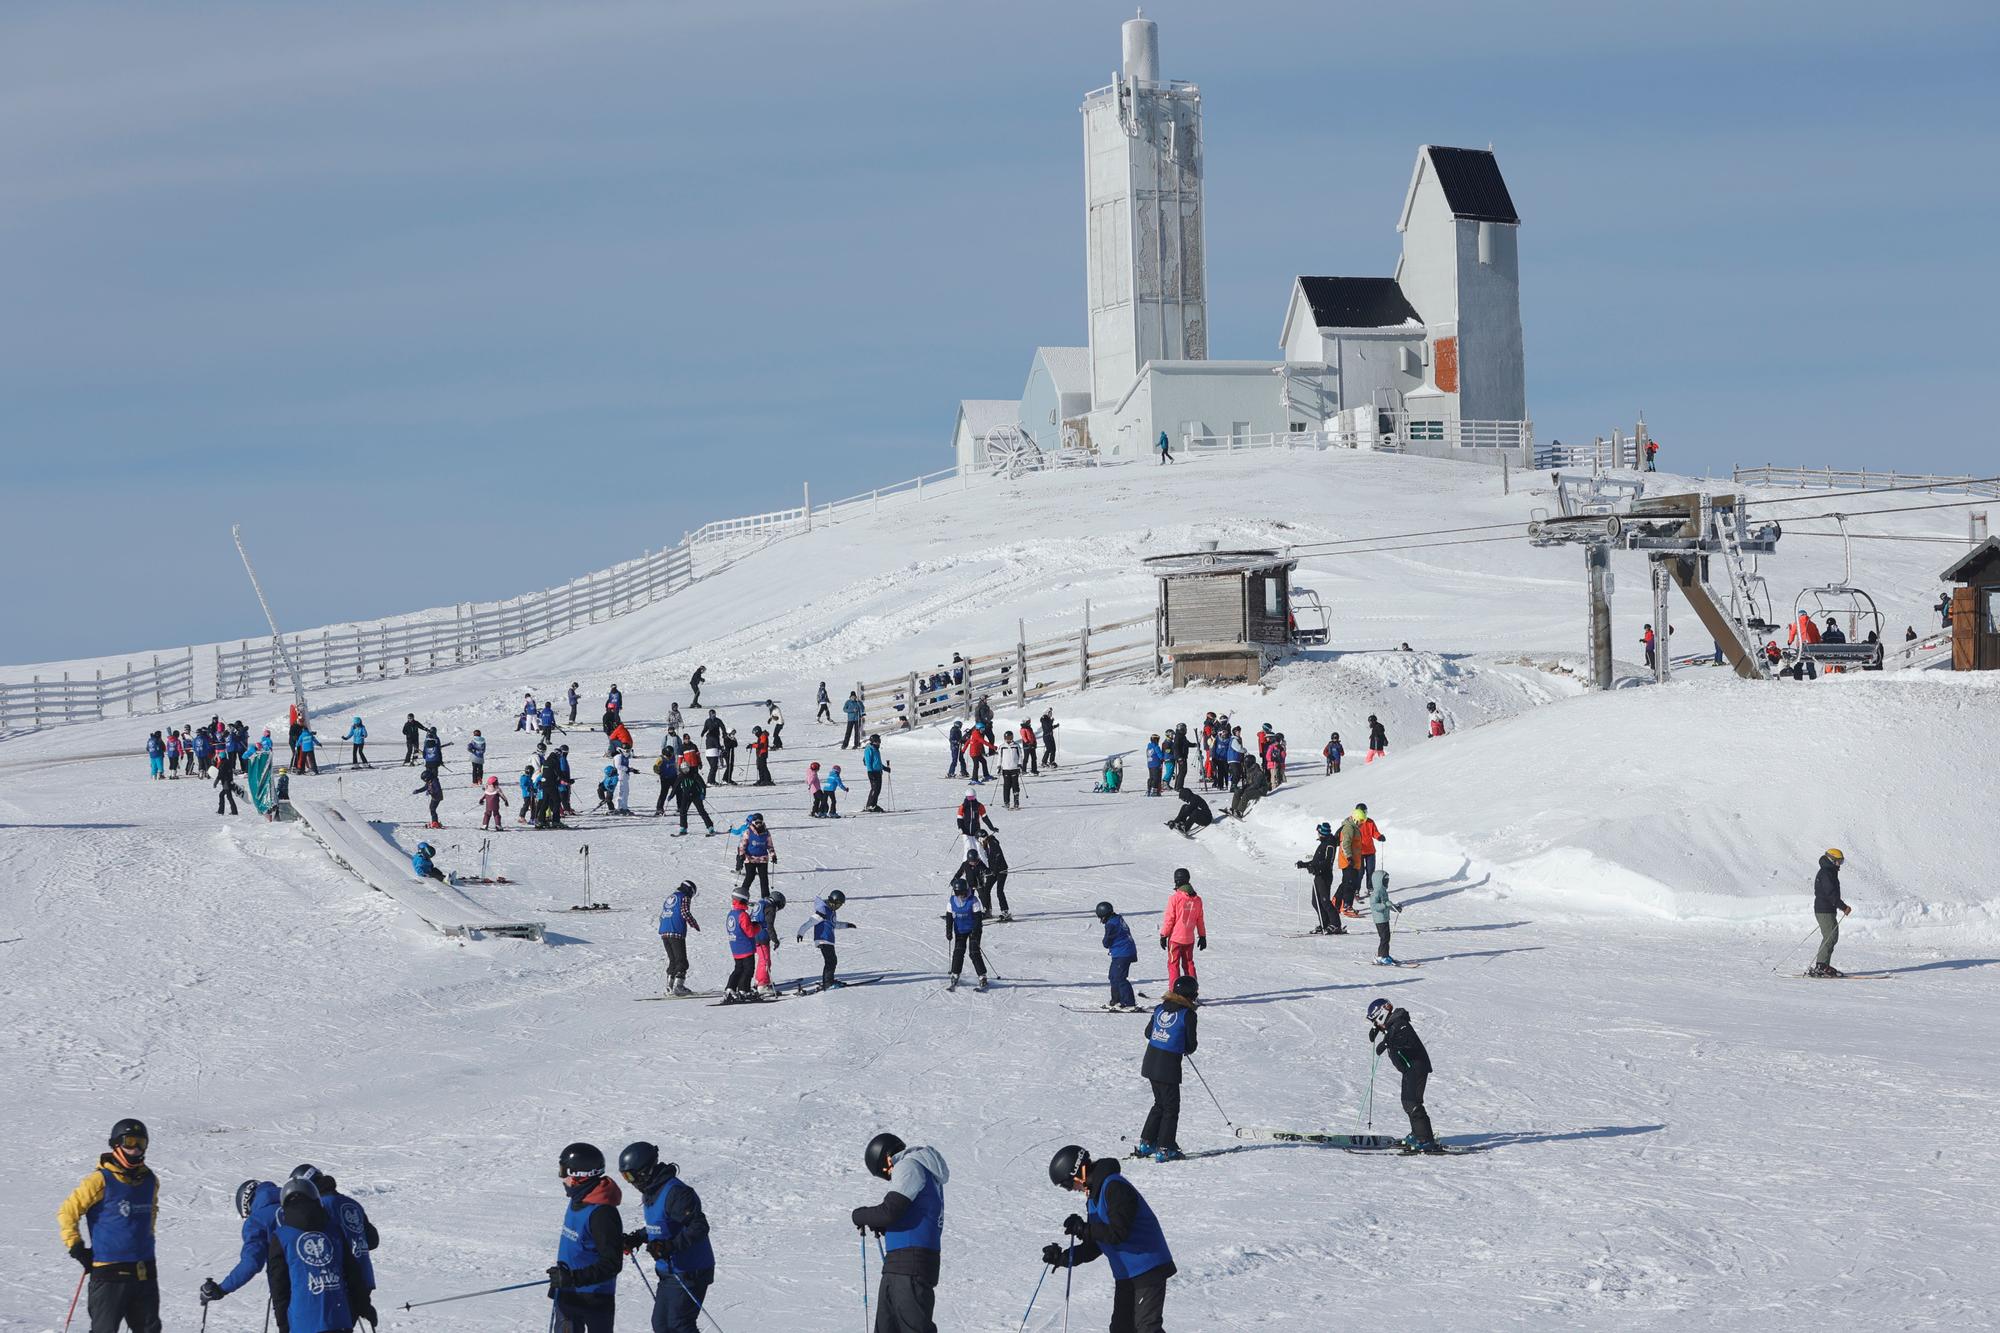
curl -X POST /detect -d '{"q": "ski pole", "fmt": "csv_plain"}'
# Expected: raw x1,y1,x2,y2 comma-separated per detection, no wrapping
1186,1056,1235,1129
401,1278,546,1310
263,1293,271,1333
672,1269,729,1333
629,1253,655,1297
859,1229,870,1333
1063,1236,1075,1332
61,1269,84,1333
1362,1047,1380,1131
1018,1263,1051,1333
200,1300,209,1333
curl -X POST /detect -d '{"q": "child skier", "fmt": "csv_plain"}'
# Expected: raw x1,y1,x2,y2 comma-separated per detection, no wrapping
733,812,776,899
975,831,1011,921
1158,870,1205,988
1425,702,1447,738
517,765,536,824
1368,866,1403,964
1144,735,1165,796
807,762,825,817
1137,976,1199,1161
721,889,758,1003
1095,901,1140,1011
1040,1146,1177,1327
345,717,369,767
749,890,786,998
943,874,991,992
1366,714,1388,763
657,881,699,996
477,775,509,831
594,765,618,814
411,841,446,882
1322,731,1343,775
797,889,855,992
413,769,444,828
467,729,486,785
998,730,1023,809
955,788,997,856
1368,998,1441,1153
820,764,849,818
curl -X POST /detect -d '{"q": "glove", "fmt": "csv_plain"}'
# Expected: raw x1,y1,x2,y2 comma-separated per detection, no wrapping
622,1228,647,1253
647,1239,672,1261
1375,1039,1388,1055
69,1243,92,1271
1295,861,1308,869
1041,1242,1066,1268
199,1278,225,1304
1391,903,1403,915
1062,1213,1088,1238
547,1263,576,1293
1197,936,1207,951
1158,936,1169,951
850,1207,880,1234
353,1298,378,1329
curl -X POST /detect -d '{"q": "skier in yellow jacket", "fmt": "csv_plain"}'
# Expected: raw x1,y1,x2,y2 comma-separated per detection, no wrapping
57,1117,162,1332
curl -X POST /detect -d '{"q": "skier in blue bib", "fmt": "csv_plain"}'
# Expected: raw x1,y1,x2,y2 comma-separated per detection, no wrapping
548,1143,624,1333
287,1165,378,1304
850,1133,949,1333
658,881,701,996
1040,1145,1177,1333
616,1142,715,1333
201,1179,282,1314
943,876,990,992
1137,976,1199,1162
1094,901,1141,1011
270,1175,373,1333
58,1118,163,1333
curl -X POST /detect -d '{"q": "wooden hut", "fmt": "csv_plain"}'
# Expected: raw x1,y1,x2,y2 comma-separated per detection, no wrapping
1941,537,2000,671
1145,547,1299,686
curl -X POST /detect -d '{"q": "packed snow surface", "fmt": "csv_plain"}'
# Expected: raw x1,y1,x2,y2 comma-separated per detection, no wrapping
3,450,1996,1330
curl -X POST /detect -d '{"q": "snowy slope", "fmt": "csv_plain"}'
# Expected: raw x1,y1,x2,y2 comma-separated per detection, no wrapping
3,449,1996,1331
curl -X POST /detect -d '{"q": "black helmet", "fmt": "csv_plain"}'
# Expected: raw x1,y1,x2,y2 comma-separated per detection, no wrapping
108,1118,148,1162
278,1176,317,1215
677,879,698,897
1094,901,1114,921
1173,975,1200,1000
618,1141,658,1178
769,891,788,911
1048,1144,1090,1189
827,890,847,907
864,1132,905,1180
1172,868,1191,887
289,1164,332,1194
559,1142,606,1178
234,1179,262,1218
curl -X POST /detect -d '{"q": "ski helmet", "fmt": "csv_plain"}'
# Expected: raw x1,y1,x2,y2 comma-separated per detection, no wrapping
289,1163,320,1185
559,1142,606,1179
1367,998,1392,1025
749,812,765,824
1173,975,1200,1000
1316,822,1333,836
1354,803,1367,815
769,891,788,911
1172,868,1191,887
678,880,698,897
234,1179,262,1218
1094,901,1115,922
826,890,847,908
869,734,881,745
617,1140,666,1185
864,1132,905,1180
1825,848,1845,863
278,1177,317,1214
107,1118,148,1162
730,887,748,903
1047,1144,1090,1189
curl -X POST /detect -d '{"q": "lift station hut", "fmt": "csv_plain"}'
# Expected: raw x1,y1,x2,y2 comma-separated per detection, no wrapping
1146,546,1298,686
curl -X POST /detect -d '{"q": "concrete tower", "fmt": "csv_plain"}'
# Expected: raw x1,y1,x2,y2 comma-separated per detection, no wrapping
1081,11,1206,410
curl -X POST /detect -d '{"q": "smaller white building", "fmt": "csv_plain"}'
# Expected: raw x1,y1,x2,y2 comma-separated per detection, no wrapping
950,399,1023,472
1019,347,1092,452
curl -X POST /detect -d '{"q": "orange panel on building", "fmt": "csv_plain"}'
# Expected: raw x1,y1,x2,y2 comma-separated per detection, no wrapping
1434,336,1458,392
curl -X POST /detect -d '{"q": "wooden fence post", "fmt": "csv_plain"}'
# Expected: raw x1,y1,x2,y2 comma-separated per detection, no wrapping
153,656,162,709
1015,621,1027,703
34,675,41,728
907,672,919,728
1079,600,1091,690
125,662,133,714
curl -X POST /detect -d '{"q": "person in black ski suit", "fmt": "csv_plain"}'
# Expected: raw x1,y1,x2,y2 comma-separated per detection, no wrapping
538,752,568,828
1296,822,1343,934
1369,1000,1440,1152
688,666,705,708
674,766,715,836
1138,976,1199,1160
1165,787,1211,838
214,750,241,815
975,832,1010,920
401,714,424,766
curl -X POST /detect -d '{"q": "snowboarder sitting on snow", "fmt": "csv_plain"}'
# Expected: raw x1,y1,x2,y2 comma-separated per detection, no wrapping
1041,1145,1177,1331
1166,785,1210,837
1137,976,1199,1162
1228,756,1268,819
1096,755,1124,794
1369,998,1441,1153
1808,848,1852,978
411,841,446,882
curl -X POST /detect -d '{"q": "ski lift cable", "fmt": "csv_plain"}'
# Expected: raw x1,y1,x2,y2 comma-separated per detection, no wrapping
1286,520,1529,554
1741,474,2000,506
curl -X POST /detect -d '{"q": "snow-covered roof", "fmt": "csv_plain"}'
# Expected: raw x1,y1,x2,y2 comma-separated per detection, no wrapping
956,399,1019,437
1033,346,1092,396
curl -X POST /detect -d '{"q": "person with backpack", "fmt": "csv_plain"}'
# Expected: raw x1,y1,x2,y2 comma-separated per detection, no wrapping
1368,999,1441,1153
1136,976,1199,1162
1039,1145,1176,1332
657,881,700,996
796,889,855,992
840,691,865,748
943,872,991,992
1158,870,1206,989
1297,822,1343,935
1094,901,1140,1011
861,734,891,812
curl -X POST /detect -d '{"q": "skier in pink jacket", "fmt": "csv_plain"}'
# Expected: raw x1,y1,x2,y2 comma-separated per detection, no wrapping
1158,869,1207,988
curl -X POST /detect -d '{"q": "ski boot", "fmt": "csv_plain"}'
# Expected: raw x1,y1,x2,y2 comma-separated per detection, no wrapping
1820,965,1845,978
671,983,693,998
1805,963,1825,977
1399,1134,1422,1153
1419,1140,1447,1155
1152,1147,1186,1163
976,976,991,992
757,984,780,999
826,979,847,989
946,975,960,992
1130,1141,1156,1160
1374,955,1399,966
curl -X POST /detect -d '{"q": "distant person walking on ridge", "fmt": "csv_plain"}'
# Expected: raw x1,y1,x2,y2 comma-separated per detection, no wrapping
1808,849,1852,978
1158,430,1173,464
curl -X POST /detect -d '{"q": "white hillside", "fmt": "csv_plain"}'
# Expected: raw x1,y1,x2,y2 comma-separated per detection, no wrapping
4,450,1997,1331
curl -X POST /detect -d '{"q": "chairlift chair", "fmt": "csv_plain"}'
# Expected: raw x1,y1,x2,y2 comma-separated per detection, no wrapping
1788,584,1885,673
1289,587,1330,646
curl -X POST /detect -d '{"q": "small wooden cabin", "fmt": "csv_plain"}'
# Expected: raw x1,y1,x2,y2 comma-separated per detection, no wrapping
1941,537,2000,671
1146,547,1299,686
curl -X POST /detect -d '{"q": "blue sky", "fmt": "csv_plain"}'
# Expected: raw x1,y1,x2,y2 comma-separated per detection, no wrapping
5,1,1997,661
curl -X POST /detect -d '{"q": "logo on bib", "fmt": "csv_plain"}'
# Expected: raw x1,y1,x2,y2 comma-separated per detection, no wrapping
298,1234,334,1267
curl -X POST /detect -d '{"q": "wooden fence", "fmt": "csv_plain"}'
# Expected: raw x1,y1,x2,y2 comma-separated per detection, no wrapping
851,609,1159,731
0,653,197,732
